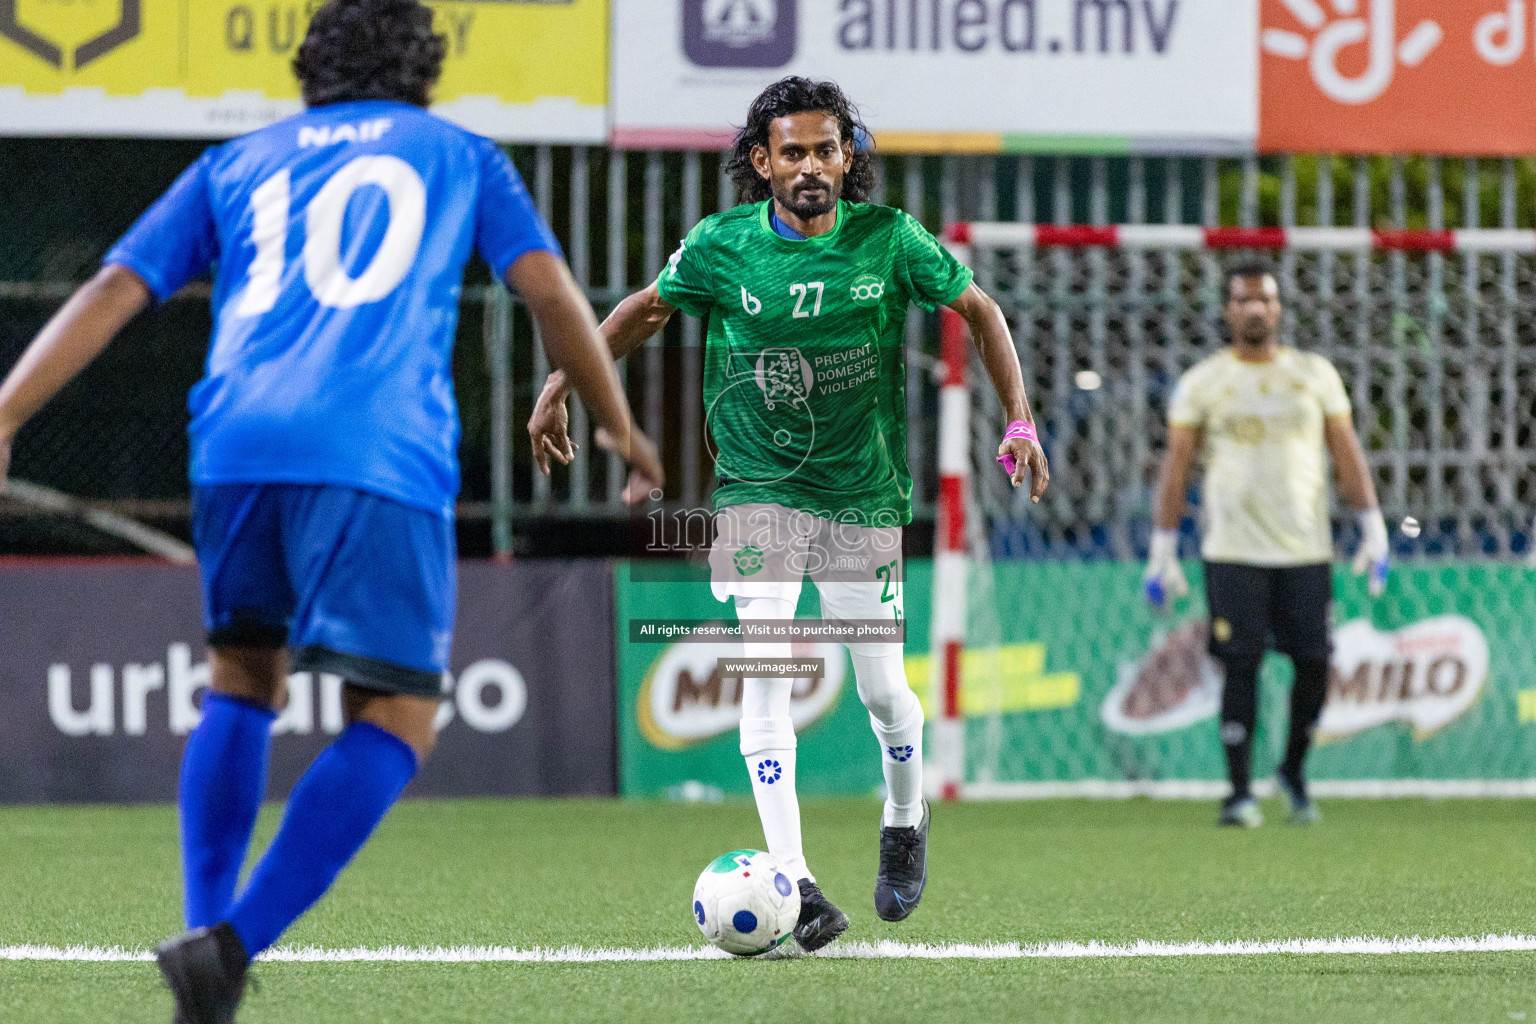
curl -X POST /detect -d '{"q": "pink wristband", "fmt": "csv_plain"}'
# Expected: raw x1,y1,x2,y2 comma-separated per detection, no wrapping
996,420,1038,475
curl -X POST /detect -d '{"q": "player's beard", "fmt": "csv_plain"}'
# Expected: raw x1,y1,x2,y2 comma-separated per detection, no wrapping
1236,316,1275,347
775,174,841,220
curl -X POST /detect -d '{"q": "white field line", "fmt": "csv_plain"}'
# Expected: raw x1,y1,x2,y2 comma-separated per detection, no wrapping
4,934,1536,964
958,779,1536,801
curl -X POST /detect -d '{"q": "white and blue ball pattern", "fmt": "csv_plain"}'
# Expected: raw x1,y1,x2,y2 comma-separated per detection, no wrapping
692,850,800,956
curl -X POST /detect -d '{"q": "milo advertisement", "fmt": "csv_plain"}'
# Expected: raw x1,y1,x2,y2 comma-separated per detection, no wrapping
617,562,884,798
617,559,1536,795
1094,562,1523,786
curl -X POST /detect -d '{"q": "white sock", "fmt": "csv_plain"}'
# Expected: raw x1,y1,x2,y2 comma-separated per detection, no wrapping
743,742,804,879
851,647,925,828
736,596,810,882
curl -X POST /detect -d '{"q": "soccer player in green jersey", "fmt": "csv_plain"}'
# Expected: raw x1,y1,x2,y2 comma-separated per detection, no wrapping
530,78,1048,950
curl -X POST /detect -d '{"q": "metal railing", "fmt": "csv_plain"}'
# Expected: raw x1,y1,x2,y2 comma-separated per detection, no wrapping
3,149,1534,558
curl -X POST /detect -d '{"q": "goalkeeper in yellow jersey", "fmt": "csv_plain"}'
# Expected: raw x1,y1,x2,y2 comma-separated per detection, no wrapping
1146,260,1388,828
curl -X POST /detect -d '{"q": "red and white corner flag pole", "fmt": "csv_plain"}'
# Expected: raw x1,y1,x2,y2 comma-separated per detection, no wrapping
932,299,971,803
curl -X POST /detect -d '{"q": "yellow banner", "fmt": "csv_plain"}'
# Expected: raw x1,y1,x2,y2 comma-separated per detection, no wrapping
0,1,606,141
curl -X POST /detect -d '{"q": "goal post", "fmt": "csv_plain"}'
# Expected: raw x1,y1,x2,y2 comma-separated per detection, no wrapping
946,223,1536,253
932,306,970,802
927,221,1536,800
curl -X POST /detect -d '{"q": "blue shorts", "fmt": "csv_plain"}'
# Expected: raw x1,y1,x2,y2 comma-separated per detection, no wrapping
192,483,455,697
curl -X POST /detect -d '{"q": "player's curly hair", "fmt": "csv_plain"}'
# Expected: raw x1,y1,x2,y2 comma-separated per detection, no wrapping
293,0,446,109
726,77,875,205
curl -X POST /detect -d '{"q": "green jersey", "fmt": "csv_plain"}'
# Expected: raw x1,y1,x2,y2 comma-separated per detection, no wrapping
656,200,973,526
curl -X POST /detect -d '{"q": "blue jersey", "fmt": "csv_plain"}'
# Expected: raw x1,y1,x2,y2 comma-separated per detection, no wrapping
105,99,559,516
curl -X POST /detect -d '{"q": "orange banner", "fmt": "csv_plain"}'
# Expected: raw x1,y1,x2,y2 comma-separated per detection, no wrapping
1260,0,1536,155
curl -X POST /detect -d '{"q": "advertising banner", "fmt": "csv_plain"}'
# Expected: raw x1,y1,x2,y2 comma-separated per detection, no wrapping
616,562,885,798
0,0,607,141
0,560,615,803
611,0,1259,153
934,560,1535,789
618,558,1536,796
1259,0,1536,155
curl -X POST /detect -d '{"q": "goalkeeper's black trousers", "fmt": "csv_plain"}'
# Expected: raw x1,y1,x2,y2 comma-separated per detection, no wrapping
1203,562,1333,801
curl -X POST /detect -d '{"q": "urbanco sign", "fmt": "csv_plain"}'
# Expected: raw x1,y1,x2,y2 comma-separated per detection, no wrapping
45,644,527,739
0,560,615,802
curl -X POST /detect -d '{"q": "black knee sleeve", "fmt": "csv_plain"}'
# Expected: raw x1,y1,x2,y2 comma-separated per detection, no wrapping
1217,655,1261,799
1218,655,1261,744
1282,657,1330,775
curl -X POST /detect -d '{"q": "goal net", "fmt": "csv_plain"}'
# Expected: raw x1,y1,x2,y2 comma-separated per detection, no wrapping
930,223,1536,799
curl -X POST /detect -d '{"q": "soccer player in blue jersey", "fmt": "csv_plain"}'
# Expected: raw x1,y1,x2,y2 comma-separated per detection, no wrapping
0,2,660,1020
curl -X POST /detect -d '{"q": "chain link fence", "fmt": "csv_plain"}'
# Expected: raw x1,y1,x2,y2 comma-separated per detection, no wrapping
966,156,1536,561
970,243,1536,559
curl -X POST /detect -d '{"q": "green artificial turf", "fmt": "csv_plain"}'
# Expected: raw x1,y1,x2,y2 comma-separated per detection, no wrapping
1,797,1533,1022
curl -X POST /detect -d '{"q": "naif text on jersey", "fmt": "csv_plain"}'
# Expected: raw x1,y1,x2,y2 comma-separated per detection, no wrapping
298,118,394,149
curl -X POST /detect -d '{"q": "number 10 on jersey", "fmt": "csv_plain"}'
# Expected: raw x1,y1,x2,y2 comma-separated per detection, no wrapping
237,155,428,316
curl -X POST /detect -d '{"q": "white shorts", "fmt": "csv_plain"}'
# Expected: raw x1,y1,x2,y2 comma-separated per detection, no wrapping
708,503,904,626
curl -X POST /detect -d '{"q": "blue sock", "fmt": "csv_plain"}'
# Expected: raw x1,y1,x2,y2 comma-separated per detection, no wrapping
226,722,417,957
179,692,275,929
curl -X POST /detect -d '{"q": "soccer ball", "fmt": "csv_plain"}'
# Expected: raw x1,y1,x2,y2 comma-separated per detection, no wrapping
692,849,801,956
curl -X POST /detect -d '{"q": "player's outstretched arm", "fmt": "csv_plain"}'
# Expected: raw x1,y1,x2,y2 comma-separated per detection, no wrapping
946,282,1049,502
1325,413,1389,594
527,281,676,475
1145,424,1201,606
0,264,151,485
507,251,665,496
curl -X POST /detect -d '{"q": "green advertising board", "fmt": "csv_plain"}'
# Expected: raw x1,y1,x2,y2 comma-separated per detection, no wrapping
616,561,887,798
616,559,1536,796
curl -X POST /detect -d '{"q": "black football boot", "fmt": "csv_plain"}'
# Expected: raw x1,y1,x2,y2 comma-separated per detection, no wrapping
793,878,850,952
156,922,249,1024
874,800,930,922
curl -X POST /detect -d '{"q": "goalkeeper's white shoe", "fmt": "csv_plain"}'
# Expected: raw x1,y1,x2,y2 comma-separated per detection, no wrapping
1217,796,1264,828
1276,770,1322,826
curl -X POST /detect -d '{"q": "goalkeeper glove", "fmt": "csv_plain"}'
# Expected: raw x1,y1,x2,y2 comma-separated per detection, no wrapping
1352,508,1390,597
1143,529,1189,609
